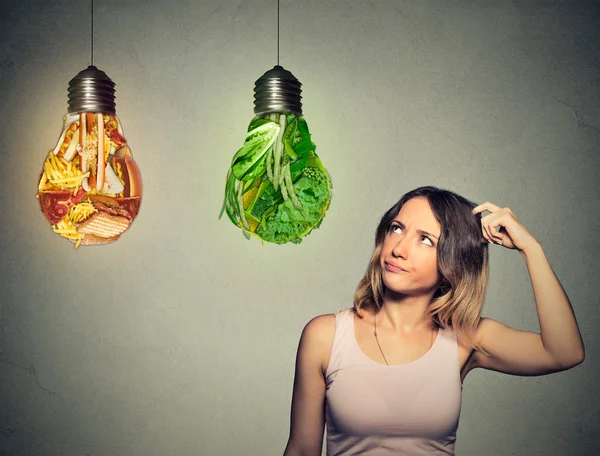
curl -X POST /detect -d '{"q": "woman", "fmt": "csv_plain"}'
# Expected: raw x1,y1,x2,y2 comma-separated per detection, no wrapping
283,186,584,456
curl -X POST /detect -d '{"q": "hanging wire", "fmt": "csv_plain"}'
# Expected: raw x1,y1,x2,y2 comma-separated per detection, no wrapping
90,0,94,65
277,0,280,65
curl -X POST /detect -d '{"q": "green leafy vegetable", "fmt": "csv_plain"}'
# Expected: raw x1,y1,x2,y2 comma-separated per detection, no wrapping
255,167,330,244
231,122,280,180
220,113,332,244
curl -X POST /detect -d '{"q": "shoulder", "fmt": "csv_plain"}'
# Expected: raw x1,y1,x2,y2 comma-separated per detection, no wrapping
453,317,503,346
467,317,511,369
301,313,337,345
475,317,507,341
298,313,339,375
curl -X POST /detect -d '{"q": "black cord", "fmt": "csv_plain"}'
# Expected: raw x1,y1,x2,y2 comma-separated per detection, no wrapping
91,0,94,65
277,0,280,65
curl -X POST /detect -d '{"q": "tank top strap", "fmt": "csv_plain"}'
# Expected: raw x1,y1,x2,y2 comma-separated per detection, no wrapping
325,308,361,386
431,325,461,386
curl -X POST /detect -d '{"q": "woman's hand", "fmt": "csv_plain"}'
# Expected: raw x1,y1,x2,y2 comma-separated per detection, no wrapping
472,202,539,252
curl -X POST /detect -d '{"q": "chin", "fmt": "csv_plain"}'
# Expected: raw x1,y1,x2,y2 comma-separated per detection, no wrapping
382,278,438,298
382,276,410,295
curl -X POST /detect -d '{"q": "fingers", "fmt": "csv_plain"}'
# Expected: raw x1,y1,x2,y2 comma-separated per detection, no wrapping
481,212,504,244
483,208,520,245
472,201,502,244
473,202,532,249
473,202,506,244
472,201,502,215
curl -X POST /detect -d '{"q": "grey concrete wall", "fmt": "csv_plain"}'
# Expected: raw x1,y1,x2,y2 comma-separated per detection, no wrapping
1,1,599,454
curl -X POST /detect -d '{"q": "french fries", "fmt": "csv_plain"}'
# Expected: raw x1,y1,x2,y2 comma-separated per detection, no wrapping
39,151,89,193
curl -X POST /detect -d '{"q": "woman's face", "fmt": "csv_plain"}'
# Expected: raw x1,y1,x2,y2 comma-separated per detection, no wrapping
380,197,442,297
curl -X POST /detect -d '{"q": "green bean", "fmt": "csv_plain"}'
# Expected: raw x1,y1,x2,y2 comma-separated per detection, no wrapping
219,169,232,219
236,180,250,231
284,140,298,160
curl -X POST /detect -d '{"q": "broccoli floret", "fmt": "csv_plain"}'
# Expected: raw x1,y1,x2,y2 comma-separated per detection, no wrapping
250,194,274,220
302,166,326,184
250,183,281,220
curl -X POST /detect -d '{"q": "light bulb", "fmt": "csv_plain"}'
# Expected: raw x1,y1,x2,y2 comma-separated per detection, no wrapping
36,66,142,248
220,65,332,245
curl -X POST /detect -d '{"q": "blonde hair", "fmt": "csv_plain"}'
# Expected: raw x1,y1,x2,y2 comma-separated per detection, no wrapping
353,186,489,353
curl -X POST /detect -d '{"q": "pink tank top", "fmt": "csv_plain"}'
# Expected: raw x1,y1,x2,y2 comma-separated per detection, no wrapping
325,309,462,455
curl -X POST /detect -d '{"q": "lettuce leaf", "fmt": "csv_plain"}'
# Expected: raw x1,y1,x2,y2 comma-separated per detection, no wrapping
231,122,280,180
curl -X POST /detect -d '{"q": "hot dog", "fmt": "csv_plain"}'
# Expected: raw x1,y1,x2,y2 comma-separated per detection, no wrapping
96,113,105,190
52,121,79,158
109,155,143,198
79,112,91,192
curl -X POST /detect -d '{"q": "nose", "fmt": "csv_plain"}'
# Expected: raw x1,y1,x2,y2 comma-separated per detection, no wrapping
391,234,408,259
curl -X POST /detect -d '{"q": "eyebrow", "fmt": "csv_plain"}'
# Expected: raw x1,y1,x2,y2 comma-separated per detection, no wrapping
392,220,440,239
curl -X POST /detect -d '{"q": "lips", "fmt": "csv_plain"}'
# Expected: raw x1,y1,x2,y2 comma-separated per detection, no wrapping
385,261,408,273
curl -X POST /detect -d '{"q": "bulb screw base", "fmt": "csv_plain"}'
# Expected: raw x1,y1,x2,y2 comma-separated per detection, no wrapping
253,65,302,116
67,65,116,114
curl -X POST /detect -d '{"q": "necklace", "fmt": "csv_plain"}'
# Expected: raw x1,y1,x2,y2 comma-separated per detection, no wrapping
373,312,435,366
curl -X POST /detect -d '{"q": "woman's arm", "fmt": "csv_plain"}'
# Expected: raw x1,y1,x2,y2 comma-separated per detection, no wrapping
283,314,336,456
470,203,585,376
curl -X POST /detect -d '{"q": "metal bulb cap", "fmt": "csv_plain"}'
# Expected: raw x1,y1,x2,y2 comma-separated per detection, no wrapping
67,65,116,114
253,65,302,116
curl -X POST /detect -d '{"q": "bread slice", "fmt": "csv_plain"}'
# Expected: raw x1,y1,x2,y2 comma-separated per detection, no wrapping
77,211,131,238
78,233,120,245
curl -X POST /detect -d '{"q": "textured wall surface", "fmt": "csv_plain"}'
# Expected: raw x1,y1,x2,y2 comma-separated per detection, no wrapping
1,1,599,455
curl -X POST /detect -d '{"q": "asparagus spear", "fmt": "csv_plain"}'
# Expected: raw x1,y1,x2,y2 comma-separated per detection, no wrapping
284,163,302,209
266,146,274,183
273,114,287,190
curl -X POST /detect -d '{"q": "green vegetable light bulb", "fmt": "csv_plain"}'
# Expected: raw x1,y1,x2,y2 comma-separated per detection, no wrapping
220,65,332,244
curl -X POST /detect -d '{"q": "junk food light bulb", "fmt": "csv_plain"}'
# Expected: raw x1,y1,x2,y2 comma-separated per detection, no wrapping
36,66,142,248
219,65,332,244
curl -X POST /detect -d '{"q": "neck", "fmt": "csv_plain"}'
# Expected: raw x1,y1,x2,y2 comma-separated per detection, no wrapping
378,290,436,332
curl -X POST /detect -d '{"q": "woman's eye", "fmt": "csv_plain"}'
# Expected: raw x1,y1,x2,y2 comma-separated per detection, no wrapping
421,236,434,247
391,224,402,234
